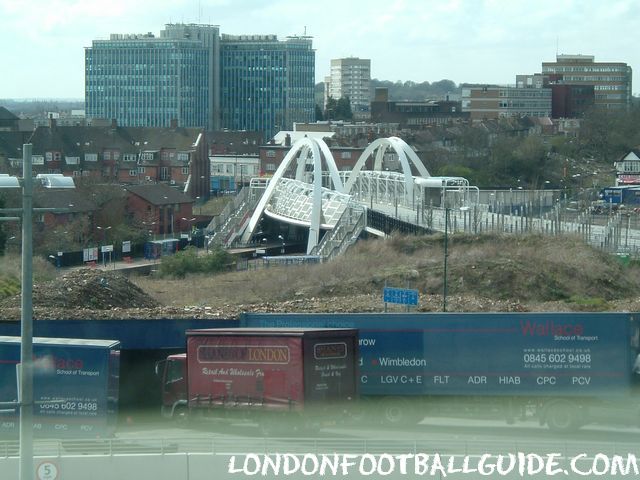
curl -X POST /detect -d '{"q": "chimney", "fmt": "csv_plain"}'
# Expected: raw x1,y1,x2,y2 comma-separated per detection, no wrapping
49,115,56,130
170,118,178,129
374,87,389,102
111,118,117,129
284,133,291,147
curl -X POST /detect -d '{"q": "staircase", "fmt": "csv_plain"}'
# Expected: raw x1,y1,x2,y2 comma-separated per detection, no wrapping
206,188,259,248
310,202,366,261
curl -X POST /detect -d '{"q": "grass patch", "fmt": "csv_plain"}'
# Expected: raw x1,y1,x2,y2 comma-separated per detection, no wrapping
132,232,640,309
565,295,611,311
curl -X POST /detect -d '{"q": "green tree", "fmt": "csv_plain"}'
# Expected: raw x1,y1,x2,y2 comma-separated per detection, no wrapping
324,96,353,121
335,97,353,120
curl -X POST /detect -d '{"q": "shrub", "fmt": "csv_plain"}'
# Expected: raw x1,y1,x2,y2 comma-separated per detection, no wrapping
157,246,233,278
0,276,20,299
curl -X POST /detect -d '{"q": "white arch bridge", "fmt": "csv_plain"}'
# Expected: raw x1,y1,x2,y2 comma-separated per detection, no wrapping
207,136,477,258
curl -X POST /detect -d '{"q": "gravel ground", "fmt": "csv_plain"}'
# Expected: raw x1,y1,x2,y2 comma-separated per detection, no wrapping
0,268,638,321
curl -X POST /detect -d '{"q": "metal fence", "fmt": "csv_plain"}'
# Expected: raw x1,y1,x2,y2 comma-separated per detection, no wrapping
1,436,637,458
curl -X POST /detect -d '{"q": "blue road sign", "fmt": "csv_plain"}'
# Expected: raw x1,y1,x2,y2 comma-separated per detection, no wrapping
383,287,419,306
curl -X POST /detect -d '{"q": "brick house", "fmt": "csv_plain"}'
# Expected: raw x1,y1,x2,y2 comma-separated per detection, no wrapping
614,148,640,186
124,184,194,235
0,118,210,201
259,144,365,177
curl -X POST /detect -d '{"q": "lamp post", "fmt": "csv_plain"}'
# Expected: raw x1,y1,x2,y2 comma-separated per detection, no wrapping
181,217,196,245
96,225,112,267
0,144,75,480
443,207,449,312
278,234,285,254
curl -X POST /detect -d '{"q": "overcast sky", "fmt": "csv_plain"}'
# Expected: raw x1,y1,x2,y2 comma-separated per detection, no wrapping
1,0,637,99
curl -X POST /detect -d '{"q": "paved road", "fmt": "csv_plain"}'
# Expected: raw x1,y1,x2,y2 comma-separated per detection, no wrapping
112,414,640,455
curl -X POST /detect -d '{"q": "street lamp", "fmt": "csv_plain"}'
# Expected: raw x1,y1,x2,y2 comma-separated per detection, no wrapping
443,207,449,312
142,221,156,244
0,144,75,480
278,234,285,254
181,217,196,245
97,225,112,267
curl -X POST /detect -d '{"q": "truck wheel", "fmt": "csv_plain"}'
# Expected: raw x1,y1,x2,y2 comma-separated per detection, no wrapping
173,406,189,427
545,401,579,432
380,397,418,427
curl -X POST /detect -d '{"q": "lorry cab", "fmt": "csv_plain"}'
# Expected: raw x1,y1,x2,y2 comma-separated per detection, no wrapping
156,353,187,419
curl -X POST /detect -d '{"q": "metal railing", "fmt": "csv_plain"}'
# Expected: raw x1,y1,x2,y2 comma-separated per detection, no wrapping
0,436,636,458
206,188,259,248
309,202,366,261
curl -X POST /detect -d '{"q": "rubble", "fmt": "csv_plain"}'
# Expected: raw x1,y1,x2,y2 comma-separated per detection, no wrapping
0,282,636,322
0,269,158,312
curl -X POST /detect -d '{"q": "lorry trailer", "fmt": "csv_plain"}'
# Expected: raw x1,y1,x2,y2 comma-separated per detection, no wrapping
0,336,120,439
240,312,640,431
156,328,358,431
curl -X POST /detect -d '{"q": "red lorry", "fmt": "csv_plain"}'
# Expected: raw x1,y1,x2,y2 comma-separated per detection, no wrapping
156,328,359,432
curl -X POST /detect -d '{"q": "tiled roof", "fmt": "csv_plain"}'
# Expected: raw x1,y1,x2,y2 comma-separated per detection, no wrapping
124,183,193,205
33,188,97,213
0,132,29,159
0,107,18,121
207,130,263,155
25,125,202,157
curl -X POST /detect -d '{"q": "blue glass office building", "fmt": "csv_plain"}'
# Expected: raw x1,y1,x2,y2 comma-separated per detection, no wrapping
220,35,315,140
85,24,220,129
85,26,314,139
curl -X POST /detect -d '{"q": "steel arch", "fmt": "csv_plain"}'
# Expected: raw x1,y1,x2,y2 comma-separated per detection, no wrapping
345,136,430,203
241,137,344,253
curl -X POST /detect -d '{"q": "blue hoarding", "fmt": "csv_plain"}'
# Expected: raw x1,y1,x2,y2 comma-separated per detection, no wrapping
0,337,120,439
241,313,638,397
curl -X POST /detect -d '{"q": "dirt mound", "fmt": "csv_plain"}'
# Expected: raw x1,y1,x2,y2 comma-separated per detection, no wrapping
0,269,159,310
1,233,640,321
